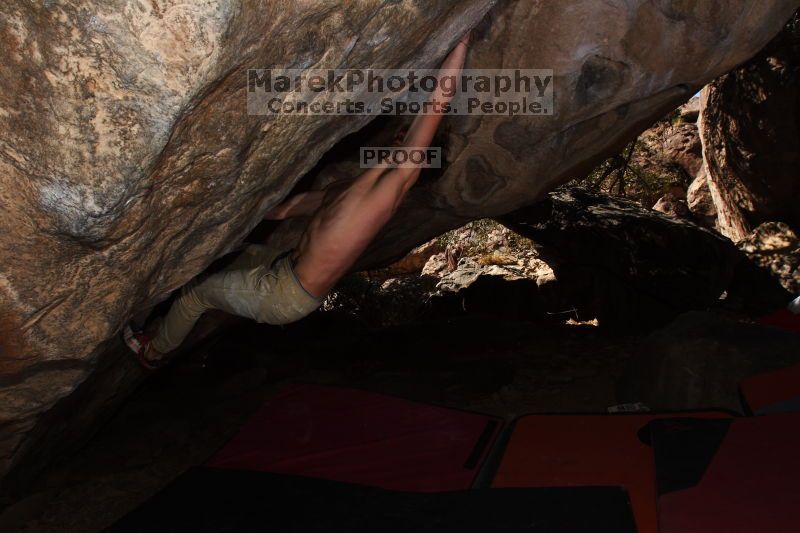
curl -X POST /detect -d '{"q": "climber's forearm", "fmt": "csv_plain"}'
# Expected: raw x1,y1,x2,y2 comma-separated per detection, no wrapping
375,38,470,198
402,39,468,149
432,35,469,103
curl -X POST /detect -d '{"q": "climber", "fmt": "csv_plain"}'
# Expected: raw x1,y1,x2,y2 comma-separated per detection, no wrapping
124,32,471,369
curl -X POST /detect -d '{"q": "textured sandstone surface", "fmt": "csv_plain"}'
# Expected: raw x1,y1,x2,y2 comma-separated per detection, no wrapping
652,190,693,221
699,14,800,240
687,171,718,229
639,120,705,184
0,0,797,486
739,222,800,294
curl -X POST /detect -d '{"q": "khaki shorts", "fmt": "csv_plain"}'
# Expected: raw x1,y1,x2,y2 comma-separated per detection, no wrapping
151,245,323,354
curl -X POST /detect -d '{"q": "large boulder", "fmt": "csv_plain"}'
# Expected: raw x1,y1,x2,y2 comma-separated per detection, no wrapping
0,0,796,487
635,120,701,219
630,99,715,226
699,12,800,241
639,121,704,184
0,0,496,491
687,171,718,229
652,187,693,221
620,311,800,412
738,222,800,294
500,188,743,330
357,2,799,266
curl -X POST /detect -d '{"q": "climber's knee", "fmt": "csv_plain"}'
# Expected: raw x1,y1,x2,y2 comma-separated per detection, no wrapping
254,252,324,325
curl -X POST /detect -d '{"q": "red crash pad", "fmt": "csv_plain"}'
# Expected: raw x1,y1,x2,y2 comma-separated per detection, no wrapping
653,414,800,533
740,363,800,414
208,384,502,492
491,412,731,533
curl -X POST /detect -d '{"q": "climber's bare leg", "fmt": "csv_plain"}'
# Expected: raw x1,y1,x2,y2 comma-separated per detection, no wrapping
292,34,470,298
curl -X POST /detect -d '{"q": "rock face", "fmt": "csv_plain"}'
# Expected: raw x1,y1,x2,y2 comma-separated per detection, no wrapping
0,0,496,491
686,172,718,229
381,240,445,278
699,13,800,241
652,187,693,221
738,222,800,294
633,100,718,227
639,121,704,185
500,188,743,330
635,121,701,217
677,97,701,123
0,0,797,487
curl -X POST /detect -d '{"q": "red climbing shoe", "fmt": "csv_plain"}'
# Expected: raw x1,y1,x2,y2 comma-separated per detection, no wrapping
123,324,161,371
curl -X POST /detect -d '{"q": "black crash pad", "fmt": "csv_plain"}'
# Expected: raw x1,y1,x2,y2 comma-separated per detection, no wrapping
108,467,638,533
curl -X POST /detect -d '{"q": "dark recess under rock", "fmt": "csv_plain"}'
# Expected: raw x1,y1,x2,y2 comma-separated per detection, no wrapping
500,188,745,331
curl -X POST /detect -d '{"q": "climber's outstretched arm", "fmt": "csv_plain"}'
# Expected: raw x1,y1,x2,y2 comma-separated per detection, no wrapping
401,31,470,150
292,34,470,298
268,34,469,223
